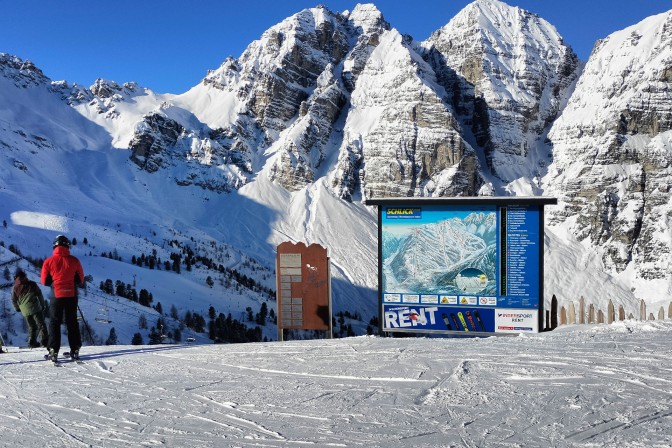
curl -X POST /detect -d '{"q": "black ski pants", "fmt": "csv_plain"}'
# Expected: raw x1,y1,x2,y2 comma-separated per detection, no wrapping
25,312,49,347
48,296,81,353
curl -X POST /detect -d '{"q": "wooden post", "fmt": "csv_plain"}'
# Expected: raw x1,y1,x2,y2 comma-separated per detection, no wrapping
568,302,576,324
640,299,646,321
588,304,595,324
579,296,585,324
560,306,567,325
658,307,665,321
618,305,625,321
551,295,558,329
607,300,615,324
668,302,672,319
597,310,604,324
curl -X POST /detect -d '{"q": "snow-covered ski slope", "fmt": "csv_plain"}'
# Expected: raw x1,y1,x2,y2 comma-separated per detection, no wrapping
2,321,672,447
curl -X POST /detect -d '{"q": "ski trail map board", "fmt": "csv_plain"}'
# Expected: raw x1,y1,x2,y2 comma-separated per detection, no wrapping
367,197,557,335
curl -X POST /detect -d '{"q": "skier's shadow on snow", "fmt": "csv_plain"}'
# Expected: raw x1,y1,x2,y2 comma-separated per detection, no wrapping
0,344,194,366
78,344,197,362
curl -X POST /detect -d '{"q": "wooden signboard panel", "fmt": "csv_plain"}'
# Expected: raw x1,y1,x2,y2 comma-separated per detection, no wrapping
276,242,331,336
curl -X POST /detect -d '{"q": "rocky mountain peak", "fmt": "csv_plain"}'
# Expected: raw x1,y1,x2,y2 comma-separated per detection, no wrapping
0,53,50,88
343,3,390,36
423,0,579,186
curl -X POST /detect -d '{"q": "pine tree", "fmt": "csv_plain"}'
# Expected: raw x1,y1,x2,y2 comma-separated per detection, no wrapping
256,302,268,325
131,333,143,345
149,327,162,345
106,327,118,345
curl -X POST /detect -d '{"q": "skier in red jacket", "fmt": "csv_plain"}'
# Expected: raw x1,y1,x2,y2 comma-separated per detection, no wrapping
41,235,84,362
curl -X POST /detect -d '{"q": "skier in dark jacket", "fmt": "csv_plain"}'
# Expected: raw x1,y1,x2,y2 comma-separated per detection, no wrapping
12,270,49,348
41,235,84,361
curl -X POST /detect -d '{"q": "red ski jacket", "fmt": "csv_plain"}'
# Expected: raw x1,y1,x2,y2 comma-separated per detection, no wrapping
41,246,84,298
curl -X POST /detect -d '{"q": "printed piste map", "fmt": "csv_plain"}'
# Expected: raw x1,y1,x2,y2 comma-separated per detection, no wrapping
382,206,497,295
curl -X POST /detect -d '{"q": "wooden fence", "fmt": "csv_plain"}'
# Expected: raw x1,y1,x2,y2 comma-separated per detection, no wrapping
544,295,672,330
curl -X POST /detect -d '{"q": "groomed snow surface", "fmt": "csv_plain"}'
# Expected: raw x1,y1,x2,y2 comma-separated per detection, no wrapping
2,321,672,447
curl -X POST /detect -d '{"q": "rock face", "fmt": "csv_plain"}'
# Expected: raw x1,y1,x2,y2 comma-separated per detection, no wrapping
0,54,49,88
331,28,482,200
129,111,249,192
129,112,185,172
544,11,672,291
422,0,580,185
80,1,577,201
186,4,487,198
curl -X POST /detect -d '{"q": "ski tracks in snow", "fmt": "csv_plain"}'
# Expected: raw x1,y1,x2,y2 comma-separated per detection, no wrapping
2,327,672,446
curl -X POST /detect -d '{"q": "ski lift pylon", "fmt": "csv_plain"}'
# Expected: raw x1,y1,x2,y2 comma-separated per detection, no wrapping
95,296,111,324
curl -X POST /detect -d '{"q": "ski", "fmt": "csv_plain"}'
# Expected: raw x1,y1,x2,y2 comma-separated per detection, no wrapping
473,310,487,332
465,311,478,331
457,312,470,332
63,352,84,364
441,313,453,330
44,353,62,366
450,313,461,331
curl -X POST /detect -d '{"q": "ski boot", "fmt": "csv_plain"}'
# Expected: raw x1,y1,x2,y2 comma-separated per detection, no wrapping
48,348,58,362
71,349,80,361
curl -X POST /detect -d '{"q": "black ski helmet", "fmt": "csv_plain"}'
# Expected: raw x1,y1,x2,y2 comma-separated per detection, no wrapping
53,234,71,248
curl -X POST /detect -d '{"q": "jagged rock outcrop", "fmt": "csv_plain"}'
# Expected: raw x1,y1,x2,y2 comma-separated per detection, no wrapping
422,0,580,185
128,111,249,192
331,27,483,200
202,5,351,132
0,53,50,88
269,64,347,190
129,112,185,172
82,79,140,118
544,11,672,290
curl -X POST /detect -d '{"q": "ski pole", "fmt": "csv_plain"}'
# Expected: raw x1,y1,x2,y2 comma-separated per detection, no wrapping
78,305,94,344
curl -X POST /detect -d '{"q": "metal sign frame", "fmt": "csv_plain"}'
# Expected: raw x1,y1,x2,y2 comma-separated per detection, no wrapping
367,197,557,336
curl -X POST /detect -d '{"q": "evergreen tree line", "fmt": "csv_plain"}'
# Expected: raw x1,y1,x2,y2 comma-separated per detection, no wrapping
0,241,44,269
209,312,264,343
99,278,154,307
165,240,275,300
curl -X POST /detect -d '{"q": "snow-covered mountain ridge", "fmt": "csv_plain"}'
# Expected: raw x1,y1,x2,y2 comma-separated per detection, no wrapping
1,1,671,344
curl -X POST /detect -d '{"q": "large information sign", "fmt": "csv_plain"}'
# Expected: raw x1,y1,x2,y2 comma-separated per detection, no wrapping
367,197,556,335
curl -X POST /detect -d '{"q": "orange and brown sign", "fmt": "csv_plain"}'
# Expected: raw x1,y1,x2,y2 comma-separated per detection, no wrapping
276,242,331,333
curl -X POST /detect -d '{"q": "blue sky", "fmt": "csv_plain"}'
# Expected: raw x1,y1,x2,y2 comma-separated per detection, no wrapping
1,0,670,94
